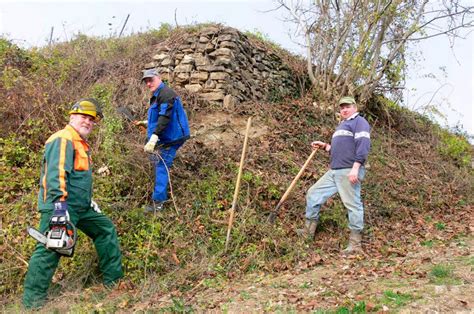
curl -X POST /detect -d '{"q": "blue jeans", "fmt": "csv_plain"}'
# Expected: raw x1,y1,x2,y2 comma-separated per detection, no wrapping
150,144,182,202
305,167,365,231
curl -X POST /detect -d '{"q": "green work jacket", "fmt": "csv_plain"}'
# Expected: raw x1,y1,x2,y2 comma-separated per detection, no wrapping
37,125,92,210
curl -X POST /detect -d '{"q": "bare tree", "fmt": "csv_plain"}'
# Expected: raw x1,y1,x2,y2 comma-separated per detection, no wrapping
277,0,474,107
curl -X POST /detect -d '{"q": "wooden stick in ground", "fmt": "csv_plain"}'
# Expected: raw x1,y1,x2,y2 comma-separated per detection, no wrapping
225,117,252,251
267,148,318,223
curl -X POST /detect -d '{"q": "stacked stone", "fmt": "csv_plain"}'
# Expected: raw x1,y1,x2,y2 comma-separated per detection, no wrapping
146,25,299,106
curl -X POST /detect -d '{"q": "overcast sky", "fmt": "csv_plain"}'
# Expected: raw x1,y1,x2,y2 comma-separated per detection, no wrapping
1,0,472,137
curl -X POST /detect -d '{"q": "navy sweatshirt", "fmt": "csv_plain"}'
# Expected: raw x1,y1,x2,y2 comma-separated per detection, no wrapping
330,113,371,169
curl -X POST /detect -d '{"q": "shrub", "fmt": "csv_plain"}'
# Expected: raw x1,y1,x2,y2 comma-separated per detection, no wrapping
437,128,471,167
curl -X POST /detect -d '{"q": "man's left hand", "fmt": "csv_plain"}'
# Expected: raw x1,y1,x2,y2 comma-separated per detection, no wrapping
348,168,359,184
144,134,159,153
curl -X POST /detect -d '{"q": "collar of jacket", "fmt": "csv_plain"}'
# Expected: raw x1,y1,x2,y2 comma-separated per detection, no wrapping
65,124,88,142
152,82,165,98
345,112,359,121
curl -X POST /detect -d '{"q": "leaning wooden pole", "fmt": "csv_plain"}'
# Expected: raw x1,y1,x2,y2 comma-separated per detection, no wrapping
267,148,318,224
225,117,252,251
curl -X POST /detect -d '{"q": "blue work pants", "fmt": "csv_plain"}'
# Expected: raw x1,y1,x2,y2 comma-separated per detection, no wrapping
150,144,181,202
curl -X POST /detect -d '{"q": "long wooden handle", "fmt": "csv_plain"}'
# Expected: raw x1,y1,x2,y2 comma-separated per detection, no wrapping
268,148,318,223
225,117,252,251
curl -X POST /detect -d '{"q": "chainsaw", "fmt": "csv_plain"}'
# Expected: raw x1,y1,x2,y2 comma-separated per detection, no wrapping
27,211,78,257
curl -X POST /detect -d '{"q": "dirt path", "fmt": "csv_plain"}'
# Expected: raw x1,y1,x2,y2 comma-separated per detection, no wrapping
9,218,472,313
174,235,473,313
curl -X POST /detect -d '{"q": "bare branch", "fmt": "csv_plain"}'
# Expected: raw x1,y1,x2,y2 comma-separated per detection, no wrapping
276,0,474,106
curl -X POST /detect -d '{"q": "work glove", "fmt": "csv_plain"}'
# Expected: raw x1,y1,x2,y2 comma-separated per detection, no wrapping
51,201,69,224
91,200,101,213
144,134,159,153
133,120,148,127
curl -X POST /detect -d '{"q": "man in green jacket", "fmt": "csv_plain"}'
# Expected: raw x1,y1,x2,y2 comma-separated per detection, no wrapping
23,99,123,309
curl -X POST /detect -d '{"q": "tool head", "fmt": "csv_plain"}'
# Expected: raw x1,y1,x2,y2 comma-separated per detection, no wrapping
116,106,135,122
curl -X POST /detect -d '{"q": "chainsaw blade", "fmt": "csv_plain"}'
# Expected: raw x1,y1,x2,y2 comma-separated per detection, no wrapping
27,226,47,245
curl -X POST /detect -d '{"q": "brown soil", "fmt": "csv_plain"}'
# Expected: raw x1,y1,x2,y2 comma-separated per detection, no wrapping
192,112,268,148
178,235,473,313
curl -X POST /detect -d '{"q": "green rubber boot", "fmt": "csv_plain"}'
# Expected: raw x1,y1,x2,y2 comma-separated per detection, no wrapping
342,230,362,254
296,219,318,240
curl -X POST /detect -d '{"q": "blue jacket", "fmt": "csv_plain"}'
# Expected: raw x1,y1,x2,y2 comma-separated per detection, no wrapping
147,82,190,146
330,113,371,169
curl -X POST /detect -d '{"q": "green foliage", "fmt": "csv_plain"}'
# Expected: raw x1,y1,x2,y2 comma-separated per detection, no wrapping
0,38,29,68
319,200,348,230
430,264,451,278
244,29,282,50
0,135,30,167
120,215,166,282
351,301,367,313
27,48,79,85
314,301,367,314
266,82,301,103
381,290,414,307
429,264,462,285
266,85,285,103
91,83,123,157
437,128,471,167
160,298,194,313
244,29,271,42
1,66,23,90
149,23,173,38
420,240,434,247
186,166,234,213
434,221,445,230
0,38,11,60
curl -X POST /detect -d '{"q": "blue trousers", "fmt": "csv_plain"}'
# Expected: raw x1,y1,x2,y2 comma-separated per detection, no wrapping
305,167,366,231
150,144,181,202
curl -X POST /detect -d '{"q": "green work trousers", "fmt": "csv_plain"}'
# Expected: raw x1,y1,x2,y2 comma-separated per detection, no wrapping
22,207,123,309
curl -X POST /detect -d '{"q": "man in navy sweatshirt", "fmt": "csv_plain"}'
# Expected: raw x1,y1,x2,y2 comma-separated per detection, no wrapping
297,96,371,254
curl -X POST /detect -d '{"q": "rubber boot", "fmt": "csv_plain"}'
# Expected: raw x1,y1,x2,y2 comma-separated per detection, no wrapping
342,230,362,254
296,219,318,240
145,201,164,214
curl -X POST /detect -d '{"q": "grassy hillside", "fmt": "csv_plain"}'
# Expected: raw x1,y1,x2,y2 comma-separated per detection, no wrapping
0,24,472,311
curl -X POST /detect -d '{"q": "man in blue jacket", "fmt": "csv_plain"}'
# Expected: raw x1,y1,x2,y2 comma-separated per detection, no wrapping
297,96,371,254
139,69,190,212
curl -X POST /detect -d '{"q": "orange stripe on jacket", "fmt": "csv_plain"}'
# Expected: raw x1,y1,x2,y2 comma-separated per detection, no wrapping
58,137,68,201
42,161,48,202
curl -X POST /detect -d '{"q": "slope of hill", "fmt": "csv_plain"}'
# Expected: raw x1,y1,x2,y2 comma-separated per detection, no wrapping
0,24,472,312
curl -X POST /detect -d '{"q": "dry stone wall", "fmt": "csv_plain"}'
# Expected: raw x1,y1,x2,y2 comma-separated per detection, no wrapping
144,25,301,106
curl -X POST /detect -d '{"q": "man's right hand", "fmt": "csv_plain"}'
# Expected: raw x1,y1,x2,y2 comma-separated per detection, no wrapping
311,141,325,149
311,141,331,152
51,201,69,224
133,120,148,127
